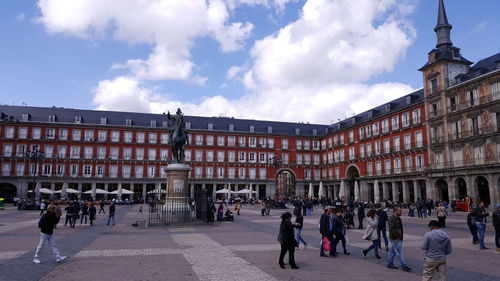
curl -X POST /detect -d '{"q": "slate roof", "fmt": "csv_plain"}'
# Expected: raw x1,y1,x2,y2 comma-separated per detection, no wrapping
0,89,424,138
454,52,500,84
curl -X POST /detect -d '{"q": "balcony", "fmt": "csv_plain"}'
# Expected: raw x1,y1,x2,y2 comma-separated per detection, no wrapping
427,109,444,120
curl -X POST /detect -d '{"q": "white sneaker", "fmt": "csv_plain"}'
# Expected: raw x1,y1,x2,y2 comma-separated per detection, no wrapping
56,256,67,263
33,258,41,264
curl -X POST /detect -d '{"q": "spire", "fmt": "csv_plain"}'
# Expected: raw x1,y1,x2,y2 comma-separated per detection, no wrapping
434,0,452,49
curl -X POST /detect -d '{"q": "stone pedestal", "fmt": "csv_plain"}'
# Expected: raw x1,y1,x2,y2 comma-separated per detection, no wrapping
164,163,192,223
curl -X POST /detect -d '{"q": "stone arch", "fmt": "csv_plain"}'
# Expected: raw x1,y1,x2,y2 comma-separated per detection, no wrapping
345,165,360,200
275,169,296,197
454,177,467,200
474,176,490,206
0,182,18,203
435,178,449,202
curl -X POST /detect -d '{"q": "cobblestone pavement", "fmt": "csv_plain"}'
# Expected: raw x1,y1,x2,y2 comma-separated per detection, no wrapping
0,204,499,281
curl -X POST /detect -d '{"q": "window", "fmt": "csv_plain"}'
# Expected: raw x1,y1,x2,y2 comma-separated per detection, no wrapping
434,152,443,168
5,127,14,138
469,89,479,106
75,116,82,124
304,140,310,150
195,135,203,145
18,127,27,139
217,151,225,162
394,158,401,173
296,154,303,165
136,132,145,143
32,128,41,140
430,78,438,93
16,144,27,157
148,166,156,178
206,135,214,146
348,131,354,142
449,97,457,112
405,157,412,172
3,144,13,157
195,167,202,178
100,117,107,125
304,154,311,165
268,138,275,148
372,123,379,136
365,126,371,137
473,146,484,164
71,164,79,177
374,141,381,155
239,152,246,162
358,128,364,140
96,165,104,177
125,119,132,126
70,146,80,159
43,145,53,158
391,116,399,130
249,137,256,147
217,136,225,146
431,103,439,117
41,164,51,176
123,148,132,160
349,147,355,160
249,168,256,179
228,151,236,162
72,129,81,141
367,162,373,176
259,168,266,179
83,165,92,177
150,120,157,127
412,109,421,124
304,169,311,180
195,150,203,162
393,136,400,151
110,147,119,160
109,165,118,178
491,82,500,100
339,150,344,161
382,119,389,133
339,135,344,145
296,140,302,150
217,167,224,179
15,163,24,176
148,132,157,144
148,149,157,160
452,149,463,167
228,167,235,179
184,150,191,161
471,116,480,135
48,115,56,123
402,113,410,127
98,130,107,142
56,164,65,176
384,160,391,175
136,148,144,160
282,153,289,164
122,166,131,178
124,132,133,143
160,133,169,144
238,167,246,179
84,147,93,159
249,152,256,163
97,147,106,159
111,131,120,142
46,128,55,139
281,139,288,149
384,139,390,153
238,136,246,147
259,138,266,148
335,168,339,179
135,166,143,178
206,150,214,162
415,131,423,147
404,134,411,149
366,143,372,156
359,144,365,158
57,146,66,158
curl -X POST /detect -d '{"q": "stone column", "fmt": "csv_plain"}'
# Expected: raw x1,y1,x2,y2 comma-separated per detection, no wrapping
50,182,55,200
425,179,434,200
212,184,217,201
392,182,398,202
402,181,410,203
142,184,147,203
256,183,261,199
413,180,421,201
383,182,390,200
447,178,456,202
77,183,82,199
91,182,97,201
487,174,498,208
465,176,475,200
104,183,109,200
190,183,194,199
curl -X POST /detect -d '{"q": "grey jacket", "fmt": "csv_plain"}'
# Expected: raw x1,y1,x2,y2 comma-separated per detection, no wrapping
422,229,452,259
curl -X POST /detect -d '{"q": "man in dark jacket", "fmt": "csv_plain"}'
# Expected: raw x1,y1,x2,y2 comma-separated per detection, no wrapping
357,204,365,229
89,203,97,226
106,202,116,226
33,205,66,264
474,201,490,250
386,207,411,272
319,208,334,257
332,210,350,255
376,204,389,251
493,203,500,252
466,209,479,244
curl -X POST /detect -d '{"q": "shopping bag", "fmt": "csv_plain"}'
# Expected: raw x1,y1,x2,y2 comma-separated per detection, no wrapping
322,237,331,251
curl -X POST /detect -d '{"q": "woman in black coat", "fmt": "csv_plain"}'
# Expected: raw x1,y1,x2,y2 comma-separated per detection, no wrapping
278,212,299,269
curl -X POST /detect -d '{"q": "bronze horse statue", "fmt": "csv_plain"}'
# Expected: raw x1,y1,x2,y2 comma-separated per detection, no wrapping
167,109,189,163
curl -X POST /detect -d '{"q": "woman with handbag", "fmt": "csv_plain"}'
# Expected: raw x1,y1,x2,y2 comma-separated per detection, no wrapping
362,209,383,261
278,212,300,269
436,203,447,228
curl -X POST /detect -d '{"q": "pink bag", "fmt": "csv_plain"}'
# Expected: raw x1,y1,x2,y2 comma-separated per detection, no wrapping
322,237,331,251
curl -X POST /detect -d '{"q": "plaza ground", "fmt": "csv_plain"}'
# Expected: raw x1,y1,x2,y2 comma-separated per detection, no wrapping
0,204,498,281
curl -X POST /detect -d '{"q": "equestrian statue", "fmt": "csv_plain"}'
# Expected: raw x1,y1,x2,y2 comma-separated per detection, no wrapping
167,108,189,163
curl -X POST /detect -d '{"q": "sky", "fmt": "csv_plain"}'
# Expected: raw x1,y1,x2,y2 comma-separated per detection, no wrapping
1,0,499,125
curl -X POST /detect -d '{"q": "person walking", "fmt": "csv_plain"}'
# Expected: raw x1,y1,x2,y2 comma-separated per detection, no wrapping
357,203,366,229
33,205,67,264
474,201,490,250
332,210,350,255
436,203,447,228
40,201,46,216
235,200,241,216
362,209,383,261
319,208,335,257
106,202,116,226
493,203,500,252
278,212,299,269
64,202,76,228
422,220,452,281
376,204,389,251
294,210,308,249
89,203,96,226
80,202,89,225
53,202,62,229
386,207,411,272
99,200,106,214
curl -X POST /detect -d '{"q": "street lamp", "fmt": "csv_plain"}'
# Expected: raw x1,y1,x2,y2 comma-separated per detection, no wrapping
25,145,44,199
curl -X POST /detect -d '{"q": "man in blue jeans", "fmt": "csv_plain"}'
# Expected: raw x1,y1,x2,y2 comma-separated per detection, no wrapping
474,201,490,250
319,208,335,257
106,202,116,226
386,207,411,272
376,204,389,251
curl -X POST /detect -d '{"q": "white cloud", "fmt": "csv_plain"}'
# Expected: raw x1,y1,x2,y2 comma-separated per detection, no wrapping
40,0,418,124
16,13,26,21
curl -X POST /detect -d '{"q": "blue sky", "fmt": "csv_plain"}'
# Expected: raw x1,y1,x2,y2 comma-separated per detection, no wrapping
1,0,499,124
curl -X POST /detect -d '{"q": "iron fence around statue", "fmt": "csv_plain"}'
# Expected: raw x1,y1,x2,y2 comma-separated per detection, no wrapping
148,188,207,225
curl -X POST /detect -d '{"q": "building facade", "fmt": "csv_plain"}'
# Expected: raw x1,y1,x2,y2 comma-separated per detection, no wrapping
0,0,498,205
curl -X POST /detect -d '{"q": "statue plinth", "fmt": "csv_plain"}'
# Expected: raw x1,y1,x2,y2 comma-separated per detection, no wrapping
164,163,192,223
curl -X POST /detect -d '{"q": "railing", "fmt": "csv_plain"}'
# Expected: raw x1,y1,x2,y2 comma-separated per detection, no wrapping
427,109,444,119
428,158,490,169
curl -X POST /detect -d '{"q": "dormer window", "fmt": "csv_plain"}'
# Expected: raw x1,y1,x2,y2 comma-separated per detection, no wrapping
208,123,214,130
162,121,168,128
249,125,254,132
406,96,412,105
312,129,317,136
385,104,391,112
75,116,82,124
150,120,157,127
22,113,30,122
351,118,355,125
229,124,234,131
267,126,273,133
452,48,460,59
368,111,373,118
48,115,56,123
186,122,191,129
100,117,107,125
295,128,300,135
125,119,132,126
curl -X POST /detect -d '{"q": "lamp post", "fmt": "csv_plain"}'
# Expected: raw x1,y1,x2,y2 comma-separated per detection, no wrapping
25,145,44,200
